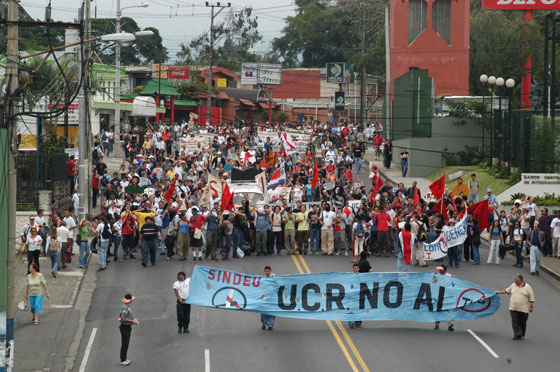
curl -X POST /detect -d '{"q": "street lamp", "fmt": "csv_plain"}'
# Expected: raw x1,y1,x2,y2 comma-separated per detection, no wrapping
112,1,151,158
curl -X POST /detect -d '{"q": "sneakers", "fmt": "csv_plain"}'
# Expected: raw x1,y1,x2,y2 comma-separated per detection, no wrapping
345,251,348,256
262,325,266,330
434,324,439,330
120,360,131,366
268,326,274,331
335,251,340,256
448,324,454,331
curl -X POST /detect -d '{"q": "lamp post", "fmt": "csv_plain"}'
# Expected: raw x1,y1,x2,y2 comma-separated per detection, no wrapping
487,75,497,165
480,74,488,161
113,1,150,158
505,78,516,174
496,77,505,171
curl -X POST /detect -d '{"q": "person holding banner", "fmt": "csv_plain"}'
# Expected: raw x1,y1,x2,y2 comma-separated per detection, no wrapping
348,263,364,329
260,266,276,330
397,223,415,272
496,274,535,340
433,265,455,331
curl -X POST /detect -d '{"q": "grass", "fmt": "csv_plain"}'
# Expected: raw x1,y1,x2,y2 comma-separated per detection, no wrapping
425,165,511,196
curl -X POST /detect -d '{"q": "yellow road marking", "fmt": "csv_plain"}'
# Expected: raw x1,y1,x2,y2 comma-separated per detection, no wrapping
289,254,360,372
294,254,372,372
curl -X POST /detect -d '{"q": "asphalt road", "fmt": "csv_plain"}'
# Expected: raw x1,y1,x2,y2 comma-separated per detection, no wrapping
72,243,560,372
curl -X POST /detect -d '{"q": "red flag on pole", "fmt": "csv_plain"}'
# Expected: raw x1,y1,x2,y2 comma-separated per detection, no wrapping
165,175,178,202
311,158,319,190
451,196,458,211
412,186,420,207
372,177,384,196
467,199,490,231
220,183,234,211
432,198,448,220
429,173,446,200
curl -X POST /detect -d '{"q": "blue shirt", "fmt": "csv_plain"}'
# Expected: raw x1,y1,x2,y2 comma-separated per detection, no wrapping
178,221,189,234
531,232,540,247
206,214,219,233
255,213,269,232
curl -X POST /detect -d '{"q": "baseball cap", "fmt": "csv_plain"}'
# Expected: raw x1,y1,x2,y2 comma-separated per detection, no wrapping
122,293,135,303
486,188,492,193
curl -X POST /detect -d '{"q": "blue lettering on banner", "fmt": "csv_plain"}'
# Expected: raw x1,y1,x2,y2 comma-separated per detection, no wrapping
187,266,500,322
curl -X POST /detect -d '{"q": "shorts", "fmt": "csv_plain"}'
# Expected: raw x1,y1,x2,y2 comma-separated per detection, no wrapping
193,237,203,247
29,294,44,314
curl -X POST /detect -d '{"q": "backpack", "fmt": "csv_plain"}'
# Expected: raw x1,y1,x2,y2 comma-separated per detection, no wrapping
356,222,365,238
417,222,427,242
101,223,112,240
92,147,99,160
100,176,109,187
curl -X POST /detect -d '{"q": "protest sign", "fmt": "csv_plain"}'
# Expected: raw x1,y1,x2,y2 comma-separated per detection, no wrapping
188,266,500,322
423,215,469,260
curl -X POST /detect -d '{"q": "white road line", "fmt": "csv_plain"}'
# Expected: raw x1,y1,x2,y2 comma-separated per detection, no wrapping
467,329,499,359
79,328,97,372
205,349,210,372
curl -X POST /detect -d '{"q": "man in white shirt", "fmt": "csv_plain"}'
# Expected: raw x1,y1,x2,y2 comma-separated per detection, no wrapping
173,271,191,333
63,209,77,261
57,221,71,269
320,205,336,255
551,210,560,258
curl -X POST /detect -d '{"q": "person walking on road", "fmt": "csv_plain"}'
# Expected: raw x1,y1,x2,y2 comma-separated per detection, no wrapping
25,262,50,325
139,216,161,267
433,265,454,331
173,271,191,334
496,274,535,340
550,210,560,258
119,293,138,366
527,223,544,275
261,266,276,330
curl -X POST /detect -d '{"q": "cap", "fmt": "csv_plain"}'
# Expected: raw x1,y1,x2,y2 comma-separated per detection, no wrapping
436,265,447,271
122,293,135,303
514,199,522,205
486,188,492,193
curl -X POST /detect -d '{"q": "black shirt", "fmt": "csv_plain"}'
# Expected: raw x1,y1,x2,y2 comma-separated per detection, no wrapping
353,148,363,159
358,259,372,273
400,151,409,161
141,223,159,241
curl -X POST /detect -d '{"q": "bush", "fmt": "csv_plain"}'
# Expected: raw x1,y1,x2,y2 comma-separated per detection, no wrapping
504,192,560,206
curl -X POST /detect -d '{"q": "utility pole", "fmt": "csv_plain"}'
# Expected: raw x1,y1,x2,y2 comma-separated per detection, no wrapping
2,0,18,369
78,2,89,221
113,0,122,156
360,2,367,129
205,2,230,125
384,5,391,139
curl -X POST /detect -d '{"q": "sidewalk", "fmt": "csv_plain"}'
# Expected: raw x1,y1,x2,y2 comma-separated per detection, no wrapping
13,156,125,371
363,148,560,281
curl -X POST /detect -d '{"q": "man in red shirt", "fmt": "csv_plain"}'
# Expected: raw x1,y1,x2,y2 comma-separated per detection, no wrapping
189,209,207,261
373,205,392,256
92,169,100,208
373,133,384,160
67,155,76,194
121,205,137,259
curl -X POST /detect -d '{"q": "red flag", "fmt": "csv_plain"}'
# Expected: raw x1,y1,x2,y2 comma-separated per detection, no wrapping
311,158,319,190
468,199,490,231
372,177,384,196
165,175,178,202
432,198,448,220
429,173,446,200
220,183,234,211
451,196,458,211
412,186,420,207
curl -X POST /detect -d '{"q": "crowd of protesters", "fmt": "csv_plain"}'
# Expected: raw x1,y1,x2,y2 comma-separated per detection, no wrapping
18,119,560,278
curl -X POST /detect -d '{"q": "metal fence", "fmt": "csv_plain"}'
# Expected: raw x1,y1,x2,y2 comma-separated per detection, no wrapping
16,152,54,210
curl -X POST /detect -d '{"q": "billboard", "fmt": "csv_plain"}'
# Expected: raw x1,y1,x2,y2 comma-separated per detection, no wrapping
241,62,282,85
327,62,345,83
152,64,168,79
168,66,189,80
482,0,560,9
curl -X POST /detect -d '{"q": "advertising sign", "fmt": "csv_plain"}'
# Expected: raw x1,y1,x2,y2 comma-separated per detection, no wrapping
152,64,168,79
168,66,189,80
482,0,560,10
335,91,345,111
327,62,345,83
258,63,283,85
241,62,258,85
188,266,501,322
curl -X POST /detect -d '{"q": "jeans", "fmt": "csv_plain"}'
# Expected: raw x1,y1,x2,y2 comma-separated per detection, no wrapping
141,239,157,265
92,188,99,208
119,324,131,362
310,229,321,252
79,241,90,268
469,193,479,203
401,160,408,177
514,241,523,267
396,253,410,272
48,250,59,273
529,245,541,273
488,239,500,264
261,314,276,327
113,235,121,261
98,240,109,268
354,157,362,173
472,244,480,264
448,246,458,267
455,244,463,267
233,228,244,256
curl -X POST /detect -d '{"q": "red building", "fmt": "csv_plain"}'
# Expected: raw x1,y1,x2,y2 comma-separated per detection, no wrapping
390,0,470,97
271,70,321,99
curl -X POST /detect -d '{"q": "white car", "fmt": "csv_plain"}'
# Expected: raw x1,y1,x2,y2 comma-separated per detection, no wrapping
230,182,267,207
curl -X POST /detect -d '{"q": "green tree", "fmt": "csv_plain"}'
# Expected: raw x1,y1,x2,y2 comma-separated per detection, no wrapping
272,0,385,75
176,7,262,71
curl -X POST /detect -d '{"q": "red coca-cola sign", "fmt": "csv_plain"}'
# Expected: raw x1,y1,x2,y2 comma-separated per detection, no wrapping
168,66,189,80
483,0,560,10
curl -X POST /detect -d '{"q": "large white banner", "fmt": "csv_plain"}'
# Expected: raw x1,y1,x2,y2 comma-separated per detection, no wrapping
423,216,469,261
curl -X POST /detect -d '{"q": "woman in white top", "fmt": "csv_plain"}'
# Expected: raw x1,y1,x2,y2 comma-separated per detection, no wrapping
512,221,525,268
26,227,43,274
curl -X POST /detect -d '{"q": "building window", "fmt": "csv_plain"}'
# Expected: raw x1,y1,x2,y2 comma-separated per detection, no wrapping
432,0,452,45
408,0,428,45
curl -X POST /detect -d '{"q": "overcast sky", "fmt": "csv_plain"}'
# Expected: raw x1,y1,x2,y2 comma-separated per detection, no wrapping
22,0,296,62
